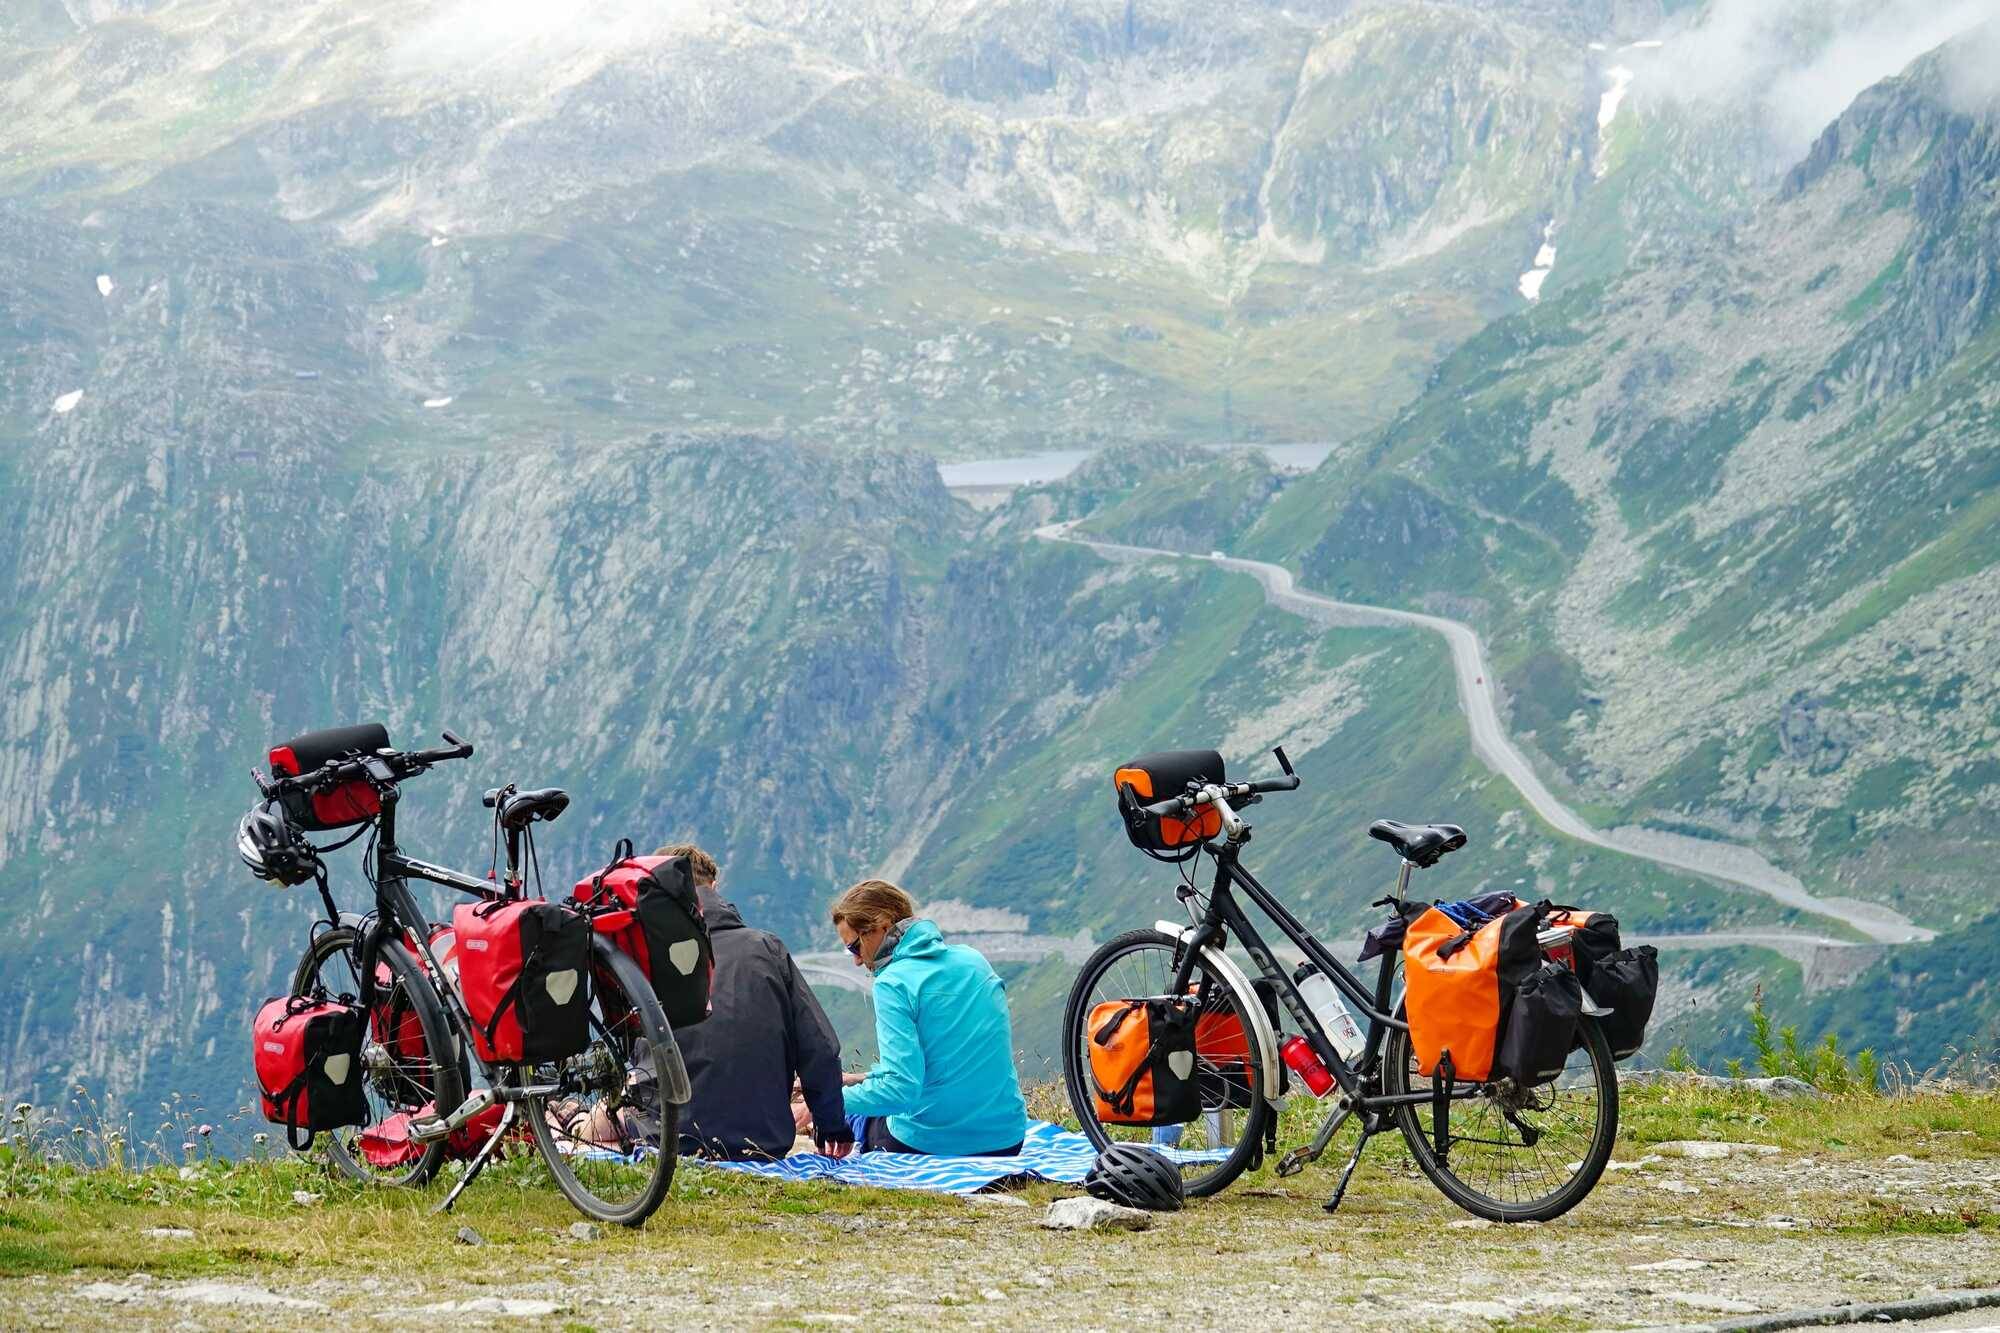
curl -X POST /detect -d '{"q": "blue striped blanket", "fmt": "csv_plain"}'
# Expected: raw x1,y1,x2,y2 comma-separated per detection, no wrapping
700,1120,1226,1195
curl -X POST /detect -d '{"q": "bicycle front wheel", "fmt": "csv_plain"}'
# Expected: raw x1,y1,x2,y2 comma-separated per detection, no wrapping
525,939,683,1226
1062,928,1273,1199
1384,1009,1618,1222
292,925,466,1188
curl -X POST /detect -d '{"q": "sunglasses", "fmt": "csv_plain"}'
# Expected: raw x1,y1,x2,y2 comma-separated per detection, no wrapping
844,937,864,959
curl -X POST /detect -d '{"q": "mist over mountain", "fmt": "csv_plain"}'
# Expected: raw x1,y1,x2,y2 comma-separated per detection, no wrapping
4,2,1998,1122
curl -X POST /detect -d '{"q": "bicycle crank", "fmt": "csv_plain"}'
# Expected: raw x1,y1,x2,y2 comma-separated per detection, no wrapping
410,1086,497,1143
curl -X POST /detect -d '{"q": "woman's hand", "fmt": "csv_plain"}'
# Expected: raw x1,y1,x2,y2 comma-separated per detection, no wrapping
841,1070,867,1086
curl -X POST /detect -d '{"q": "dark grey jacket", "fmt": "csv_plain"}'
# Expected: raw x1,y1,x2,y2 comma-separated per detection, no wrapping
674,888,848,1160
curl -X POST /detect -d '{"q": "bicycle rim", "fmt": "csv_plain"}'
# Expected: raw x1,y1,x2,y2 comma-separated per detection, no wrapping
1387,1013,1619,1222
526,940,681,1226
1063,929,1271,1199
294,927,463,1188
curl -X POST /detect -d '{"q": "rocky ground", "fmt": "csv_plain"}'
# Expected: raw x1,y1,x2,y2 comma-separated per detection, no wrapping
2,1085,1995,1330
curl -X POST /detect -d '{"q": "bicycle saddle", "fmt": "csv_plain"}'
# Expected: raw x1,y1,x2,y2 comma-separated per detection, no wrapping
1367,819,1467,868
498,787,570,830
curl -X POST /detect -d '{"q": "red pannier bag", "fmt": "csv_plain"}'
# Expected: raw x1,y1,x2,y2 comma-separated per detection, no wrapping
268,722,389,830
252,995,368,1149
573,844,713,1030
452,899,593,1064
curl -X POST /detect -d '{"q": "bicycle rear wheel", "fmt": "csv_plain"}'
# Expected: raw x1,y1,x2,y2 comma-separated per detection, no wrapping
292,926,466,1188
1384,1009,1618,1222
525,939,684,1226
1062,928,1273,1199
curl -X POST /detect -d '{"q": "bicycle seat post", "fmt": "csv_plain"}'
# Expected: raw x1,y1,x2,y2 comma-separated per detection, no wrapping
1393,858,1416,901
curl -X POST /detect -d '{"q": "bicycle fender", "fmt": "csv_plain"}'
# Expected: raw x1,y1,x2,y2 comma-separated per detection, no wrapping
1154,919,1285,1111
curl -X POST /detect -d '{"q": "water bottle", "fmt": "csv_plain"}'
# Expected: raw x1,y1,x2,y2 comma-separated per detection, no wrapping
1294,962,1366,1063
1280,1035,1336,1098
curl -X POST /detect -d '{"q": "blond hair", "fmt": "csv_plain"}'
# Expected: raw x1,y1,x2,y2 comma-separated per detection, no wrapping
653,843,719,886
830,879,916,933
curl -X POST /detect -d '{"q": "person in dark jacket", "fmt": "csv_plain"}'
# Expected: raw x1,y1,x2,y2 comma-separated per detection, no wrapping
656,844,852,1160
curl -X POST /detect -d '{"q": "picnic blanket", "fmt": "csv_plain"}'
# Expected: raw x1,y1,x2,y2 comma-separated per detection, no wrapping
700,1120,1225,1195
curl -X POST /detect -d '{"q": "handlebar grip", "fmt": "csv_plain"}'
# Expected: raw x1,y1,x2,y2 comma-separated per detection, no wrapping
440,729,473,757
1248,775,1302,794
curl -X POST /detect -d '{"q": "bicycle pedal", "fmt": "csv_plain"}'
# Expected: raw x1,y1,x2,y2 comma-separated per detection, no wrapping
410,1087,497,1143
1275,1148,1313,1178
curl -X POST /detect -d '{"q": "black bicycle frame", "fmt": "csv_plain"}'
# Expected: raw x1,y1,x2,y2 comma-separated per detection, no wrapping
1168,840,1475,1108
350,782,505,1044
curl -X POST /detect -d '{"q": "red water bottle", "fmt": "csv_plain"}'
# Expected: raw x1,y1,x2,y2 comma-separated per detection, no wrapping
1281,1035,1337,1098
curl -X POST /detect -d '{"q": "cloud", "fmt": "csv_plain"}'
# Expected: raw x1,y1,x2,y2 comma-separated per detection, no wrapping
1649,0,1998,163
390,0,713,82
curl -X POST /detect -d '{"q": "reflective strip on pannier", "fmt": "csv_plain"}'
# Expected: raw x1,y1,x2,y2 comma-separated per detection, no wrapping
1402,904,1542,1082
452,899,593,1064
268,722,389,831
1087,997,1202,1126
573,849,714,1029
252,994,368,1149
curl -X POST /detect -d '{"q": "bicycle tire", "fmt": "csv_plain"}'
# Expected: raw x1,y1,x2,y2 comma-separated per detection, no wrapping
1384,1009,1619,1223
292,925,467,1188
1062,928,1272,1199
525,939,681,1227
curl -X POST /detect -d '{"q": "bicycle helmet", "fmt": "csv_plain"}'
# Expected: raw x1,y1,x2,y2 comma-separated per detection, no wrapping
1083,1141,1186,1212
237,800,319,886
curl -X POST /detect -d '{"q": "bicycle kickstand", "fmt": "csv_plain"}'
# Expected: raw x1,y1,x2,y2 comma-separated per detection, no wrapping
1322,1117,1376,1214
434,1100,517,1215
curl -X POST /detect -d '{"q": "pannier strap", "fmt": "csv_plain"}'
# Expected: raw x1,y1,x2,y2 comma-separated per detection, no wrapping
260,1060,320,1152
1436,928,1477,960
581,838,639,908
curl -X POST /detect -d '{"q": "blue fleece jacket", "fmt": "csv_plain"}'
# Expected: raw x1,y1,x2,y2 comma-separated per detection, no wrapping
841,919,1028,1155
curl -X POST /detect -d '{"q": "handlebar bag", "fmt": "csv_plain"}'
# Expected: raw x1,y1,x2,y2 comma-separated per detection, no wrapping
1402,903,1542,1082
1113,749,1226,854
573,851,713,1030
269,722,390,830
253,994,368,1149
1087,997,1202,1126
453,899,592,1064
1543,907,1658,1059
1492,961,1584,1087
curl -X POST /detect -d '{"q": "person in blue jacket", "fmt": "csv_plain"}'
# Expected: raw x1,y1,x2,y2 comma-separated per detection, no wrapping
831,879,1028,1156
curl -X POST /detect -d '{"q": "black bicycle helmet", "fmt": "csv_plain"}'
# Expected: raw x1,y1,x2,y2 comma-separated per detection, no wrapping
236,800,318,887
1083,1141,1186,1212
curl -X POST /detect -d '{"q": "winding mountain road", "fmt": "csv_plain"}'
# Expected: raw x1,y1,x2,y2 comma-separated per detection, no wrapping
1039,525,1933,946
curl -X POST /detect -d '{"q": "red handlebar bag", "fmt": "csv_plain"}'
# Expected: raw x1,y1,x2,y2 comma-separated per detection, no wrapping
268,722,390,830
253,995,369,1149
453,899,593,1064
573,851,713,1030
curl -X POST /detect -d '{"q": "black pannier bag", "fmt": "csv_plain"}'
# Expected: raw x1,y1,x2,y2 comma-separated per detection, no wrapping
253,995,369,1149
1088,997,1202,1126
1494,962,1584,1087
1590,946,1660,1059
1544,905,1659,1059
268,722,391,830
1114,750,1226,861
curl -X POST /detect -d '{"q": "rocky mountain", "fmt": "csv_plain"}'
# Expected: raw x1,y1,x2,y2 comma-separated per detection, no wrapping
7,1,1998,1120
1058,20,2000,1068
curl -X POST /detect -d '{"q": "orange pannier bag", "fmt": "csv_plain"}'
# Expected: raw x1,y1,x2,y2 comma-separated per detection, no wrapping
1401,902,1542,1082
1087,997,1201,1126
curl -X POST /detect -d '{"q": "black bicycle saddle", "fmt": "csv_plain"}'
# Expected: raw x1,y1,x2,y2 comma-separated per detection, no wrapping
498,787,570,830
1367,819,1467,868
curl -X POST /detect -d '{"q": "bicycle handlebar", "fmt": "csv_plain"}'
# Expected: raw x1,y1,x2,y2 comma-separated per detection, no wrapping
255,730,473,799
1135,746,1302,820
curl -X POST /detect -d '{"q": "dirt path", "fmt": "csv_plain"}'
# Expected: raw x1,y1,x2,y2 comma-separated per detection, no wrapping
1037,526,1931,947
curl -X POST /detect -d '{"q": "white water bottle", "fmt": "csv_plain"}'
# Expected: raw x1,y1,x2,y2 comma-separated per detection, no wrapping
1294,962,1366,1063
